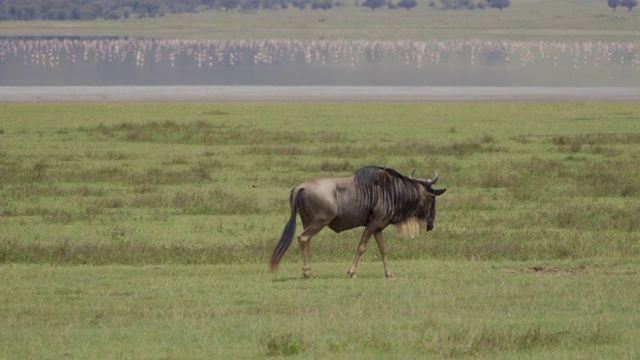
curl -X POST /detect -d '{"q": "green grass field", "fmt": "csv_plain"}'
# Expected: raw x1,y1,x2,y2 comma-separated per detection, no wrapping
0,0,639,40
2,0,639,357
1,102,639,358
3,261,640,358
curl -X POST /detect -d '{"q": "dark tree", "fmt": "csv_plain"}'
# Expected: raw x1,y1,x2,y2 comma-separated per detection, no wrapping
311,0,332,10
440,0,475,10
397,0,417,10
138,0,163,16
439,0,452,9
620,0,637,10
486,0,509,11
362,0,385,10
608,0,620,11
70,7,81,19
240,0,260,11
220,0,239,10
291,0,308,9
457,0,475,9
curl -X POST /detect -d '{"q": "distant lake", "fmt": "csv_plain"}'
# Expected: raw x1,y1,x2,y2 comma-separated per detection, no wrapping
1,37,639,87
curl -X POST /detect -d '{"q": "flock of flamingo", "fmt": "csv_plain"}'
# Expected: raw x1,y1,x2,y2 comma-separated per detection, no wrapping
0,38,638,71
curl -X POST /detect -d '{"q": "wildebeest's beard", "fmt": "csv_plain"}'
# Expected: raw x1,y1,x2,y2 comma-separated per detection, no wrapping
395,218,425,237
397,179,438,234
395,191,438,237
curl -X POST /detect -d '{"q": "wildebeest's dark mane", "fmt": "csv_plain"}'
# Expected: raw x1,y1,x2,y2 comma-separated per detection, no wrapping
354,166,426,224
354,166,415,186
380,167,414,183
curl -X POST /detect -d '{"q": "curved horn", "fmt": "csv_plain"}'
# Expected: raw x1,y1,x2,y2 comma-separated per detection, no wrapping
425,170,438,186
408,169,416,179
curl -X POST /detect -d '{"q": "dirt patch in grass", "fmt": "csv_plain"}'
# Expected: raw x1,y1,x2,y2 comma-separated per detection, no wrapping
527,264,600,275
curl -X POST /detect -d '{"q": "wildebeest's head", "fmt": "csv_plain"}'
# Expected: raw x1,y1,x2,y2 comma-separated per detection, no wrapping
410,170,446,232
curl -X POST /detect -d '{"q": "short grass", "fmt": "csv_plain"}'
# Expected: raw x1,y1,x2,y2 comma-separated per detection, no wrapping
2,260,640,359
1,102,639,358
0,0,638,41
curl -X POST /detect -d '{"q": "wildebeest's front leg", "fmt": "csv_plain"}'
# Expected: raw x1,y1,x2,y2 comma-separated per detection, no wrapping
373,231,394,278
347,226,376,279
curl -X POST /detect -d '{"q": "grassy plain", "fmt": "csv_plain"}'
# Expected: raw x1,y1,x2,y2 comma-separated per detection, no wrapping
3,261,640,359
1,102,639,358
0,0,638,41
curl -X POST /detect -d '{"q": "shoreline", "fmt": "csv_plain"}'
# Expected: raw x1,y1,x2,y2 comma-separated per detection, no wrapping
1,86,639,103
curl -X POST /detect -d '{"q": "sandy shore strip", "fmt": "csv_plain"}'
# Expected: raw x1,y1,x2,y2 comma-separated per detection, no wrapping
1,86,639,103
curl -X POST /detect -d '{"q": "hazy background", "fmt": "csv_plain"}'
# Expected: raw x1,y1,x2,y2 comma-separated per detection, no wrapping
1,37,639,86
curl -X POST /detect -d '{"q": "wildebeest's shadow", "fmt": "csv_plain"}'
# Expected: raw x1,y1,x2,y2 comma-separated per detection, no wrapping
270,272,402,282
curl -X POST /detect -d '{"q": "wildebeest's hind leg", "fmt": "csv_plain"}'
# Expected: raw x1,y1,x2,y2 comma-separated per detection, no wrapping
297,224,325,279
373,231,394,278
347,226,376,279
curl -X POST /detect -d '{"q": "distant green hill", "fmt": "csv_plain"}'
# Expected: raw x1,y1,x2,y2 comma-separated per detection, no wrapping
1,0,509,21
0,0,638,41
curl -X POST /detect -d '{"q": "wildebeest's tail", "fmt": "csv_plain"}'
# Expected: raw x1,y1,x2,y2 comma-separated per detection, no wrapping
270,189,303,273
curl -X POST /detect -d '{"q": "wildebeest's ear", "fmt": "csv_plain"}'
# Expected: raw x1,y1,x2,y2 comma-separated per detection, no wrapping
429,188,446,196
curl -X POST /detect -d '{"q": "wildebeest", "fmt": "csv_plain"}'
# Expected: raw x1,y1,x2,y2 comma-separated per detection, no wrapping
270,166,446,278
